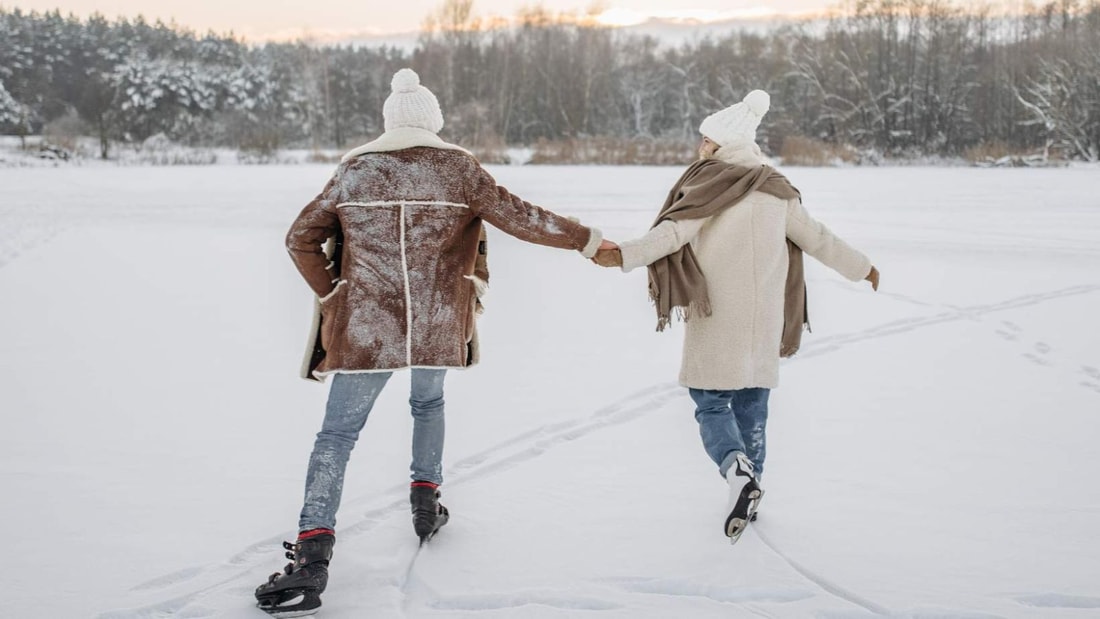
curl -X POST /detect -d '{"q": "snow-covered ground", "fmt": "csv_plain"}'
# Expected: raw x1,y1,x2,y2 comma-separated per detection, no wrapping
2,164,1099,618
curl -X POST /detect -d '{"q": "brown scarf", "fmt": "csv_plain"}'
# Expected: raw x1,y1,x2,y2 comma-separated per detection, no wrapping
648,158,811,357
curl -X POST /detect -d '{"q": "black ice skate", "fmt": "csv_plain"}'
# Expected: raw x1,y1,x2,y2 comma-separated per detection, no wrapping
724,453,763,545
255,531,335,617
411,483,450,544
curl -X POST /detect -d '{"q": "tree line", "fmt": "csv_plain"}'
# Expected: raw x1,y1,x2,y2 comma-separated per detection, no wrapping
1,0,1097,162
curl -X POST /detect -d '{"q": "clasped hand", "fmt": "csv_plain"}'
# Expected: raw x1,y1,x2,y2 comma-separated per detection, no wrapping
592,240,622,268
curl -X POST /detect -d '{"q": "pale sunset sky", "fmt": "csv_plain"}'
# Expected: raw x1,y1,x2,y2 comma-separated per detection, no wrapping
5,0,841,40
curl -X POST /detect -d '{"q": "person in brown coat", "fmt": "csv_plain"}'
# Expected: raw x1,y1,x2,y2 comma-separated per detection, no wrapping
255,68,611,617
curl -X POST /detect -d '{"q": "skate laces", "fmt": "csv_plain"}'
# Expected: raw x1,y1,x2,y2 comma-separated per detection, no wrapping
735,453,759,483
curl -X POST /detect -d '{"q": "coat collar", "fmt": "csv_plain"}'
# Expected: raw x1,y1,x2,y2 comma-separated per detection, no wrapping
713,141,768,167
341,127,472,162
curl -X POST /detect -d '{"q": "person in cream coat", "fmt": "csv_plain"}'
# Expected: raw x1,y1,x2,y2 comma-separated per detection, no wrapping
594,90,880,543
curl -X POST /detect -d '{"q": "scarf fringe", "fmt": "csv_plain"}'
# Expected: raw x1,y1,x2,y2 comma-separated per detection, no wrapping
652,294,713,332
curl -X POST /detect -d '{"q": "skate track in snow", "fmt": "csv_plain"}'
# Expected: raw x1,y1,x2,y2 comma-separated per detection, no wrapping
97,283,1100,618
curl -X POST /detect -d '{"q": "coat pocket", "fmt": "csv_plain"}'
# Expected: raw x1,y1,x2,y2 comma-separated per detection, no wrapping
319,280,348,351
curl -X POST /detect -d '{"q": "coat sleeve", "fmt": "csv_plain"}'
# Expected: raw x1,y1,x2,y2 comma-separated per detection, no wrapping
618,218,708,273
466,165,603,258
785,198,872,282
286,174,343,298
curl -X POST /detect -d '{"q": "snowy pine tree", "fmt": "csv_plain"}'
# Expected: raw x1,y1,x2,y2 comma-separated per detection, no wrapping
0,80,21,126
2,1,1099,161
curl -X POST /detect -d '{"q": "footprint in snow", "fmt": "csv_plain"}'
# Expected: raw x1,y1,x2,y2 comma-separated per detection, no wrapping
1080,366,1100,394
994,320,1023,341
1023,353,1051,366
1023,342,1053,366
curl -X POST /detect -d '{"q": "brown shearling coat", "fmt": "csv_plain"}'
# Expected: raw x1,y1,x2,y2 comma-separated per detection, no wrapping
287,146,595,379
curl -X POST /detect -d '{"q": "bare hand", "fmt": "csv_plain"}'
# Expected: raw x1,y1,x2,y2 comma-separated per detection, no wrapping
599,239,619,251
865,266,880,291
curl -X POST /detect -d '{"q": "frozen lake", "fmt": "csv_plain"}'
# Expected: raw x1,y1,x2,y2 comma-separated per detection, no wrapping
2,163,1099,617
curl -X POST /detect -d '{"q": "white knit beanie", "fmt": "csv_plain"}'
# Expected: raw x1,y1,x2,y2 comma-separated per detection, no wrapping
383,68,444,133
698,90,770,147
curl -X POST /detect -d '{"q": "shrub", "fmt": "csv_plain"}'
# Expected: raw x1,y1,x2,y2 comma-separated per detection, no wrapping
528,137,694,165
777,135,858,166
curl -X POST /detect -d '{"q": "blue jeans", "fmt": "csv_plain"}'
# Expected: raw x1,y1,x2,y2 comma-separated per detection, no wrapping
688,387,770,478
298,369,447,532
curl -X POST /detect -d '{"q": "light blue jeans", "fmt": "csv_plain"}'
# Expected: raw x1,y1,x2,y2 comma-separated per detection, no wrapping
688,387,770,479
298,369,447,532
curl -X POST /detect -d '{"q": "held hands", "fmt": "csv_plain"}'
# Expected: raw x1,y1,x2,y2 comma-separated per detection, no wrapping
865,266,880,291
593,240,622,268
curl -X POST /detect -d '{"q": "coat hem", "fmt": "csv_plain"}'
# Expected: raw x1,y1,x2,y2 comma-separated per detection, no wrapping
312,364,473,380
678,376,779,391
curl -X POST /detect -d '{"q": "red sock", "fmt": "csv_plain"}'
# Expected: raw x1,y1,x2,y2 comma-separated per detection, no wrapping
298,528,335,540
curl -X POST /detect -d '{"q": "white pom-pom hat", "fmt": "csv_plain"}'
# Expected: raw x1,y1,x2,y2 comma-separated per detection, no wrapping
383,68,444,133
698,89,770,148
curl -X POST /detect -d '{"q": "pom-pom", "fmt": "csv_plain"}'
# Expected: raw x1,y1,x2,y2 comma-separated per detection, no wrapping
391,68,421,93
743,90,770,116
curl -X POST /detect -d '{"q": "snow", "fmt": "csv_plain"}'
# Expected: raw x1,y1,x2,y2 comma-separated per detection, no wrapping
2,164,1100,618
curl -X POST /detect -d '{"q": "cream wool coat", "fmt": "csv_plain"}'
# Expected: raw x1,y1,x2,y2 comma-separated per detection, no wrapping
618,144,872,390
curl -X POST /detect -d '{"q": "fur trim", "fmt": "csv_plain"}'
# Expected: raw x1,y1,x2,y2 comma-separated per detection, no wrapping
341,127,471,162
465,274,489,314
580,227,604,258
318,280,347,304
399,204,414,365
338,200,468,209
312,365,471,380
464,274,489,298
300,298,324,381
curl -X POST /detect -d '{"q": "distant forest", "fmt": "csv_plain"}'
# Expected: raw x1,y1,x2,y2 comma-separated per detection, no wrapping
1,0,1098,163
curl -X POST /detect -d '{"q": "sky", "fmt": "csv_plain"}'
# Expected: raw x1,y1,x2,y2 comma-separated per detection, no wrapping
4,0,838,41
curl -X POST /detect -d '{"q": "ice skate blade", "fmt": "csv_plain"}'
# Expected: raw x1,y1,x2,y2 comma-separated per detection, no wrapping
264,608,320,619
724,487,762,544
257,591,322,618
726,518,748,544
264,606,321,615
417,525,444,545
